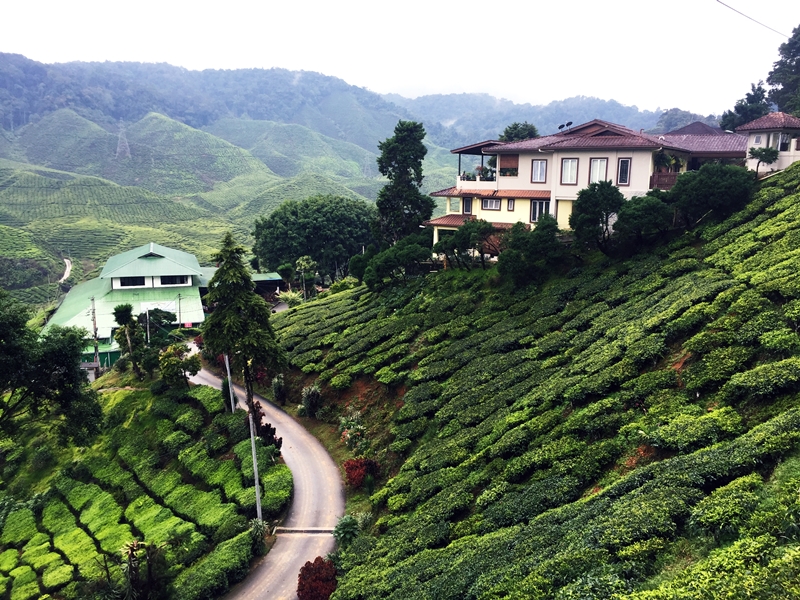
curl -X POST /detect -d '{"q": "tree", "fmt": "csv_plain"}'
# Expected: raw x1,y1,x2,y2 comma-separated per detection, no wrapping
749,146,780,175
295,255,318,299
719,82,771,131
113,303,144,378
252,195,376,280
0,290,101,444
138,308,176,349
568,180,625,254
433,220,497,270
362,232,432,290
276,263,295,290
768,24,800,114
497,215,565,287
670,163,756,229
202,233,287,414
499,121,539,141
158,343,201,390
374,121,436,244
613,195,673,248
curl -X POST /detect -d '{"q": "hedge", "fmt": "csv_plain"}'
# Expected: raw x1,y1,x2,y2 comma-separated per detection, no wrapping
0,509,37,546
169,531,253,600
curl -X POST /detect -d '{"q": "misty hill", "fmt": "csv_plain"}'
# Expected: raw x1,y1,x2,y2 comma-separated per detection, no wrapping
273,162,800,598
0,53,409,152
384,92,666,146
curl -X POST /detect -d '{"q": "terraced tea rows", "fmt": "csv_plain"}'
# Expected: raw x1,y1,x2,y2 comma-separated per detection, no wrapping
0,385,292,600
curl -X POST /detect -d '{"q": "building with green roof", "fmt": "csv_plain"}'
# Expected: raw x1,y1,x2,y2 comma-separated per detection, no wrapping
45,243,207,365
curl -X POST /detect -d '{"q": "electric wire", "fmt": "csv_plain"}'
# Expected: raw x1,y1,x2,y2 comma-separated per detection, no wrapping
715,0,790,38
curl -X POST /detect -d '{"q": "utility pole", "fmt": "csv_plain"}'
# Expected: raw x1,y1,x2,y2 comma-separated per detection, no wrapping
177,294,182,328
223,354,236,413
91,297,100,379
146,309,150,345
249,410,262,521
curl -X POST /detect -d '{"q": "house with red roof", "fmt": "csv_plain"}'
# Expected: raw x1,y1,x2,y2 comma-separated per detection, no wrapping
424,117,767,245
737,112,800,175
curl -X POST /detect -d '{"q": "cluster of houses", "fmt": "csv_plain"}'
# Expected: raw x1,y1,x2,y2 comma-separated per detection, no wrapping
424,112,800,244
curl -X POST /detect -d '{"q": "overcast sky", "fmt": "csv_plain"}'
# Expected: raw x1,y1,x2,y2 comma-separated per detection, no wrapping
4,0,799,116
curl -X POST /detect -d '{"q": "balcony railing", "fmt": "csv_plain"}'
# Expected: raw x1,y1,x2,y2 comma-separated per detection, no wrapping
650,172,679,190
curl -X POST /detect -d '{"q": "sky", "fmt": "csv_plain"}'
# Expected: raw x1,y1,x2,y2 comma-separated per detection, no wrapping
4,0,800,116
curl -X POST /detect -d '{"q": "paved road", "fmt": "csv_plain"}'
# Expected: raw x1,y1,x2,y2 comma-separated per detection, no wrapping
58,258,72,283
189,368,344,600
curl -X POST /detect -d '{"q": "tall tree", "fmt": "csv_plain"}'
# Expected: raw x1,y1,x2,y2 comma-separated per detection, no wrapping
719,82,771,131
202,233,287,413
0,290,101,444
252,195,376,280
498,121,539,141
113,303,144,378
767,24,800,114
374,121,435,244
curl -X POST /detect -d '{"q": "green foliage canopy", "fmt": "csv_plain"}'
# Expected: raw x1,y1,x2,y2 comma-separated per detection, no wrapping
252,195,376,279
0,290,101,444
767,24,800,114
498,121,539,141
568,180,625,254
670,163,756,228
374,121,436,244
719,82,771,131
202,233,287,409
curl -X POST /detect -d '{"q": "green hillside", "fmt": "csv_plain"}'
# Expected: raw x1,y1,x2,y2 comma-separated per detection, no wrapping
0,374,292,600
272,164,800,598
13,110,277,197
0,165,241,280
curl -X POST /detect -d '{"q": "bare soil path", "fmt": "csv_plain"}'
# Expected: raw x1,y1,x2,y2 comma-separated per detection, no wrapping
58,258,72,283
188,368,345,600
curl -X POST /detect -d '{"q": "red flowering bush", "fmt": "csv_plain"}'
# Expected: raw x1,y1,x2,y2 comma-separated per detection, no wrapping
297,556,337,600
343,458,380,489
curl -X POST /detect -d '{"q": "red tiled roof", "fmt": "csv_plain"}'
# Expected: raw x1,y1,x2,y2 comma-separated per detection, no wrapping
736,112,800,131
662,134,747,155
422,214,529,230
543,135,663,150
423,214,475,227
431,187,551,199
666,122,726,136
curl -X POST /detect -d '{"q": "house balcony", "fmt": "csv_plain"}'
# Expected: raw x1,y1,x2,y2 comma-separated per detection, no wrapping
456,175,499,190
650,172,679,190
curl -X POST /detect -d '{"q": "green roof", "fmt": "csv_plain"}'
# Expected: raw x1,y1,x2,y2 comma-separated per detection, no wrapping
99,242,203,279
45,276,205,340
252,272,281,282
198,268,280,286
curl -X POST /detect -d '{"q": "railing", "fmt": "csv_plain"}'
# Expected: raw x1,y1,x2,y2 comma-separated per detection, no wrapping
650,172,679,190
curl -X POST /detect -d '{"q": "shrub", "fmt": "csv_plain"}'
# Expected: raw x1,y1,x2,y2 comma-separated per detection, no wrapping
333,515,360,549
170,531,252,600
41,563,73,591
302,383,323,419
297,556,337,600
272,374,288,406
343,458,380,489
1,509,37,546
161,430,192,456
689,473,763,540
330,374,351,390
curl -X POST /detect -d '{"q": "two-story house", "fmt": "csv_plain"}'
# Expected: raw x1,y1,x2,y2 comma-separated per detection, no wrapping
425,118,759,245
738,112,800,174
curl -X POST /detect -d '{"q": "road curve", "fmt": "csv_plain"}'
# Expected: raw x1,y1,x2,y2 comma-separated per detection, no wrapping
58,258,72,283
189,369,345,600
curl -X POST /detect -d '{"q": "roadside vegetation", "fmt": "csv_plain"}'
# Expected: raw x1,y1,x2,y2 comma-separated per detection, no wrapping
272,161,800,598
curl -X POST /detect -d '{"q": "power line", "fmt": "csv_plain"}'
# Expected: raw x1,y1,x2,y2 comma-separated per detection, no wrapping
715,0,790,38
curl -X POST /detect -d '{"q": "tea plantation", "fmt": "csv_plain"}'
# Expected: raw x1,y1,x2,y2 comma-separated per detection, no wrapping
0,379,292,600
273,163,800,598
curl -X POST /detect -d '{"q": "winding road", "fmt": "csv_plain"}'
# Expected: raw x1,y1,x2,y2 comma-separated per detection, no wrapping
188,368,345,600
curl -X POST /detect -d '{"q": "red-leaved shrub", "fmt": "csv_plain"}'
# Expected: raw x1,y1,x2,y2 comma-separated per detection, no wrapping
297,556,337,600
342,458,380,489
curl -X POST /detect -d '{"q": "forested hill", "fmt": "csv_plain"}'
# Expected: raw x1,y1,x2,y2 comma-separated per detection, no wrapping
1,53,711,151
273,163,800,598
0,53,409,152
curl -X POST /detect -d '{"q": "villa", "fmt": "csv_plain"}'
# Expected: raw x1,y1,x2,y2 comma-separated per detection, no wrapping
424,113,800,245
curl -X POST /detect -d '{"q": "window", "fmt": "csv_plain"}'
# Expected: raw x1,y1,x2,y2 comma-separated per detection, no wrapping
617,158,631,186
499,154,519,177
463,197,473,214
482,198,501,210
589,158,608,184
779,133,791,152
507,199,515,211
120,277,145,287
161,275,188,285
561,158,578,184
449,198,460,212
754,135,762,145
530,200,550,222
531,159,547,183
